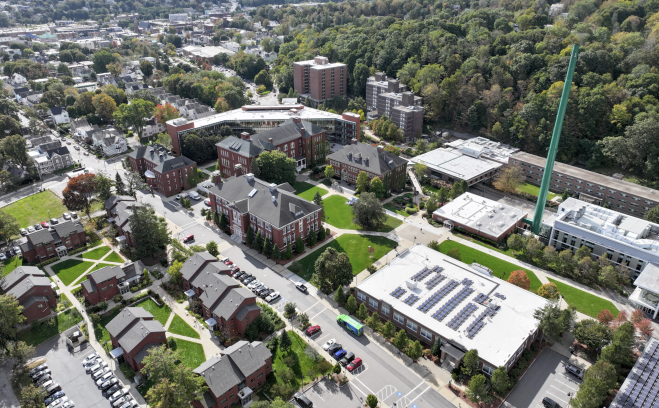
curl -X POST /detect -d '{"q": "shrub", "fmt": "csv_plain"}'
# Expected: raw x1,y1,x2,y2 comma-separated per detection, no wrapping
367,265,377,274
167,337,177,350
160,258,168,266
113,294,122,302
419,201,425,209
406,207,418,214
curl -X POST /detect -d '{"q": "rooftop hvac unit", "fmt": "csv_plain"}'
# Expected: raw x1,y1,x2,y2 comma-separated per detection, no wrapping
405,280,417,289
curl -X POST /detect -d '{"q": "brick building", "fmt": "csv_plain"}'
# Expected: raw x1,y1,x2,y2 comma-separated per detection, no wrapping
216,118,326,177
104,195,142,247
81,262,144,306
0,266,57,323
180,252,260,337
193,341,272,408
511,151,659,218
19,220,86,262
208,174,323,250
128,144,197,197
293,56,347,106
327,143,407,191
106,307,167,372
366,73,424,140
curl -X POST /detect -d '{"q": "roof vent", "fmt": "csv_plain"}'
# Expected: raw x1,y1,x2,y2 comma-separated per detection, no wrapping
269,183,277,193
245,173,254,182
271,196,276,203
405,279,417,289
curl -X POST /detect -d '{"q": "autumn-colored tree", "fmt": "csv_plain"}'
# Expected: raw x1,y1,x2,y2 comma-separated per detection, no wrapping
62,173,98,219
636,318,654,337
597,309,615,325
214,97,230,113
630,309,644,324
537,282,560,300
91,93,117,119
493,165,525,194
105,62,122,77
507,270,530,290
153,103,180,124
612,310,628,328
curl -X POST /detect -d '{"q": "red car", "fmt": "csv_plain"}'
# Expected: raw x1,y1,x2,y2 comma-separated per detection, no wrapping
305,325,321,336
347,357,362,372
41,221,49,228
183,234,194,243
224,260,233,265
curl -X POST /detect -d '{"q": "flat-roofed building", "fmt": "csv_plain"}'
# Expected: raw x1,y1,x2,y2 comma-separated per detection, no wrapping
432,193,528,242
293,56,347,106
628,263,659,318
366,72,424,140
543,198,659,280
610,337,659,408
355,244,547,373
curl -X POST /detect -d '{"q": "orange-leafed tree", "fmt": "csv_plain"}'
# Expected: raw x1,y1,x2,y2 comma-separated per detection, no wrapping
537,282,560,300
612,310,628,328
62,173,98,220
597,309,615,325
153,103,179,124
507,270,530,290
636,318,654,337
630,309,644,324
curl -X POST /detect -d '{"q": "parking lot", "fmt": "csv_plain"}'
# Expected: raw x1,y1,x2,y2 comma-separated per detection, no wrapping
504,349,582,408
293,379,364,408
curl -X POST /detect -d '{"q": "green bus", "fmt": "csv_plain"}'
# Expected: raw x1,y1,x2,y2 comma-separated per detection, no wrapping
337,314,364,336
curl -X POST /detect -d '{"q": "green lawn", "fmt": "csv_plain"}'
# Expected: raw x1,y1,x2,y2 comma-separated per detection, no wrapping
517,183,558,200
205,164,218,172
78,246,111,260
51,259,95,286
94,307,123,343
437,241,543,293
323,195,403,232
72,263,113,285
167,314,200,339
384,203,411,217
172,338,205,368
104,252,124,263
17,309,83,346
547,278,619,318
136,298,172,325
292,181,328,201
2,257,22,277
4,191,68,233
270,331,331,390
297,234,397,281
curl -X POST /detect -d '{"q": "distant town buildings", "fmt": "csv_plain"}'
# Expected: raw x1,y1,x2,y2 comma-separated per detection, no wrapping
169,13,189,23
293,56,347,106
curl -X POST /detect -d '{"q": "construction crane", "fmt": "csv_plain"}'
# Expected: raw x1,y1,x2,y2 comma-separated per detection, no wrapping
523,44,580,234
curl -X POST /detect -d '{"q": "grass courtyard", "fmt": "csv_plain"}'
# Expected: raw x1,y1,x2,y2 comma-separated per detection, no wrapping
17,309,83,346
135,298,172,325
2,257,22,277
51,259,95,286
384,203,411,217
292,181,328,201
3,191,68,233
517,183,559,200
547,278,620,318
78,246,111,260
269,331,332,391
171,338,205,368
104,252,124,263
167,314,200,339
323,195,402,232
297,234,397,281
205,164,218,172
437,241,543,293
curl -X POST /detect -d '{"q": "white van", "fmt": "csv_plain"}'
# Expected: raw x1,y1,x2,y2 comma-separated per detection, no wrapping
189,191,201,200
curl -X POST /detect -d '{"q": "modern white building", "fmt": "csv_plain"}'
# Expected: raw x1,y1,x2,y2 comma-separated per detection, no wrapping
543,198,659,280
169,13,189,23
628,263,659,318
355,244,547,372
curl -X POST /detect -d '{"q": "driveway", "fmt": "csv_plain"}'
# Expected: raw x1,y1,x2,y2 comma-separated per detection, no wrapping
504,348,582,408
294,378,363,408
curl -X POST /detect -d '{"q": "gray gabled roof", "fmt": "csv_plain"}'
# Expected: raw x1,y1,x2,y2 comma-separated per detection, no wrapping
106,307,154,338
216,136,263,158
209,287,255,321
197,273,237,310
104,195,136,211
88,265,125,284
153,155,196,174
327,143,408,176
46,146,70,158
0,266,45,292
250,120,322,150
220,341,271,378
50,106,66,115
28,228,57,246
180,252,220,281
52,220,84,238
116,318,165,354
22,296,48,310
6,275,52,299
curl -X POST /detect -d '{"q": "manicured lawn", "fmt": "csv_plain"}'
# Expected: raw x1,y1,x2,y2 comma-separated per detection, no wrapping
269,331,331,390
136,298,172,325
167,314,200,339
104,252,124,263
205,164,218,172
78,246,111,260
384,203,411,217
172,338,205,368
2,257,22,277
3,191,67,233
323,195,403,232
72,263,113,285
51,259,95,286
292,181,328,201
547,278,619,318
297,234,397,280
437,241,543,293
17,309,83,346
94,307,122,344
517,183,558,200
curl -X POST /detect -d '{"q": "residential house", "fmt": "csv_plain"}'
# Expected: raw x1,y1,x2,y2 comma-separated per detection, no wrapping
96,72,117,86
128,144,197,197
327,143,407,191
19,220,87,262
71,117,94,141
91,127,127,156
106,307,166,371
104,195,141,247
81,261,144,305
49,106,70,124
0,266,57,323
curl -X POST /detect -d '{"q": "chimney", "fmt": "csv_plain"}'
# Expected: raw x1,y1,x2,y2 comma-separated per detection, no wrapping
348,152,352,160
364,157,369,166
387,79,399,93
377,145,384,153
240,132,250,140
268,138,273,144
269,183,277,193
351,138,357,145
292,116,301,124
402,91,414,106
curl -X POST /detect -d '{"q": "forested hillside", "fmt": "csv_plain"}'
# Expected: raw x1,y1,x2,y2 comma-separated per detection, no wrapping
253,0,659,184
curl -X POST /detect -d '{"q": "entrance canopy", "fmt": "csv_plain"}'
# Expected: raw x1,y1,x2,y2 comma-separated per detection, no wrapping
110,347,124,359
184,289,196,297
205,318,217,327
441,344,466,360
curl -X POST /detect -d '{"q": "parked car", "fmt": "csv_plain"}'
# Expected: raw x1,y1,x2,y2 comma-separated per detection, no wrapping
34,223,42,230
45,383,61,396
27,226,35,233
20,228,27,235
341,353,356,367
45,391,65,405
243,276,255,284
256,287,270,297
189,192,201,200
542,397,561,408
30,364,48,377
99,377,118,390
86,361,108,374
247,280,261,290
47,397,69,408
82,353,99,366
347,357,363,372
108,388,128,403
265,291,280,303
322,339,336,351
39,380,54,390
224,260,233,265
0,253,6,261
31,369,51,379
238,274,251,282
14,246,21,257
83,358,101,369
35,374,52,386
564,363,584,379
333,349,347,359
96,371,113,385
305,325,321,336
103,385,121,398
59,401,74,408
176,193,189,200
204,199,211,206
92,367,111,380
295,283,308,292
40,221,49,229
182,234,194,243
50,218,58,225
230,266,241,274
232,271,244,279
293,392,314,408
71,212,77,219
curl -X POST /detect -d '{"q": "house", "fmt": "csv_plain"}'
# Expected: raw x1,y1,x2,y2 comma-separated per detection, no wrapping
327,143,407,191
81,261,144,305
192,341,272,408
96,72,117,86
71,117,94,140
142,117,166,138
104,195,141,247
106,307,166,371
19,220,87,262
208,174,322,250
10,72,27,85
180,252,260,336
128,144,197,197
49,106,70,124
0,266,57,323
90,127,127,156
30,146,74,174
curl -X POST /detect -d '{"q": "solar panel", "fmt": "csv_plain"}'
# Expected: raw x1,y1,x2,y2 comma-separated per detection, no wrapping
425,274,446,290
390,287,407,299
432,286,475,322
411,267,433,282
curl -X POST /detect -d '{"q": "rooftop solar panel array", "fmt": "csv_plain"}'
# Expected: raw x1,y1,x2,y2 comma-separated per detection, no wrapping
612,340,659,408
417,279,458,313
447,303,478,330
461,278,474,286
390,287,407,299
425,274,446,290
473,293,488,304
466,308,497,339
411,267,432,282
494,292,506,300
431,286,475,322
403,294,420,306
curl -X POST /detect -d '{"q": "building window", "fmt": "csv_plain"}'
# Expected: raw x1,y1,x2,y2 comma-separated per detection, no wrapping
357,292,366,302
482,364,495,376
406,320,418,332
368,298,378,309
420,327,432,341
381,304,390,315
393,312,404,325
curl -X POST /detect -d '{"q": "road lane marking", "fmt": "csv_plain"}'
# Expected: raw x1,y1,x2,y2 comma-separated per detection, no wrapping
302,301,319,313
407,386,431,404
353,376,375,395
546,391,569,404
350,381,367,397
405,381,427,397
309,307,327,320
311,385,325,401
555,378,579,390
376,385,397,401
315,334,330,343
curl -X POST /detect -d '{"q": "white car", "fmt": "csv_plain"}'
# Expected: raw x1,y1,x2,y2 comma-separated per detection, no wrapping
27,226,35,233
82,353,99,366
322,339,336,351
247,280,261,290
0,253,6,261
47,397,69,408
62,212,71,220
265,291,280,303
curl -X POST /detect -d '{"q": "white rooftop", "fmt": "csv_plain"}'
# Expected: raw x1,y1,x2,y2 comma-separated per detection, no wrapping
182,45,234,58
408,147,503,181
446,137,520,164
432,193,527,239
357,244,547,367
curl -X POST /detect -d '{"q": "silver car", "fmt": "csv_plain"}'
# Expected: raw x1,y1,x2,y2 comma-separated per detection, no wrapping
92,367,110,380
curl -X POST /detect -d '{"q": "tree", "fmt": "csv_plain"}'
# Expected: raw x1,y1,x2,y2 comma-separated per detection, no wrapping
571,360,617,408
115,172,127,195
103,85,127,105
263,236,273,257
256,150,296,185
407,340,423,360
214,97,230,113
446,247,462,262
573,319,612,354
449,182,463,200
254,231,263,252
129,89,160,106
466,374,492,405
636,318,654,337
333,362,342,374
534,302,576,344
346,295,357,313
114,99,155,139
96,174,113,203
507,270,531,290
206,241,219,256
597,309,615,324
283,302,296,319
91,93,117,119
324,165,335,179
129,205,171,259
438,188,449,206
153,103,180,124
252,398,296,408
0,210,19,244
279,331,292,353
156,133,173,150
74,92,95,116
507,234,526,252
414,163,430,180
393,329,409,350
168,260,183,285
351,192,386,230
140,60,154,77
313,247,353,290
601,322,635,367
493,166,525,194
462,349,479,377
645,205,659,223
294,236,304,254
62,173,98,219
254,70,273,89
92,49,117,73
334,287,345,304
356,171,370,194
537,283,560,300
0,295,24,350
357,303,368,320
366,312,381,331
366,394,378,408
1,134,31,169
19,385,45,408
490,367,510,395
370,177,385,199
